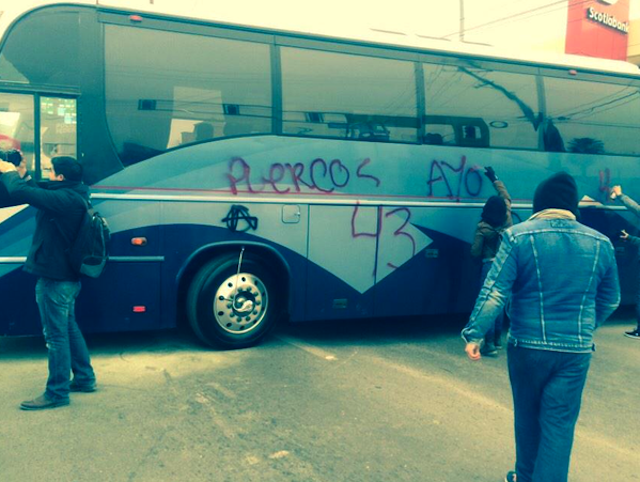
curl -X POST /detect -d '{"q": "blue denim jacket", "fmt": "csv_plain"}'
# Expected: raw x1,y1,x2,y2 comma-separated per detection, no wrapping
462,215,620,353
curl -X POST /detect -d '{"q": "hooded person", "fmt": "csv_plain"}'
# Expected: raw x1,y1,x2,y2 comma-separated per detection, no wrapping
462,170,620,482
482,195,508,228
470,166,513,355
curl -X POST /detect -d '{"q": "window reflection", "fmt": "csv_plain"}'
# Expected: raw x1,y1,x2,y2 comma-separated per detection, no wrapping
281,47,418,143
423,62,540,150
105,25,272,166
543,77,640,156
40,97,77,178
0,93,35,173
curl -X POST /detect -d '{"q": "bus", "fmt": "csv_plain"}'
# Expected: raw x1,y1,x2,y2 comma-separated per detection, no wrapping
1,1,639,348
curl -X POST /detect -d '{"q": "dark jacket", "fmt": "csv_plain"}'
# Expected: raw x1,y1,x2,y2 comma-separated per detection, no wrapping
1,172,89,281
618,194,640,249
470,180,513,261
0,176,33,208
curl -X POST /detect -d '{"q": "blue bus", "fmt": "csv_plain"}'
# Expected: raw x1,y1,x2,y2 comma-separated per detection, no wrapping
1,1,639,348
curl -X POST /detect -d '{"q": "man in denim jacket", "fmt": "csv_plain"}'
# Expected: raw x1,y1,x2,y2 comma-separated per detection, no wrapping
462,172,620,482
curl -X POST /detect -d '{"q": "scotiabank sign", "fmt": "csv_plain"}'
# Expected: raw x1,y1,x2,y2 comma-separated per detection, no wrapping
565,0,630,60
587,5,629,33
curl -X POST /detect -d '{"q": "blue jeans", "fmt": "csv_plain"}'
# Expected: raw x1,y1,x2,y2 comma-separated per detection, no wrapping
507,344,591,482
36,278,95,402
480,261,503,344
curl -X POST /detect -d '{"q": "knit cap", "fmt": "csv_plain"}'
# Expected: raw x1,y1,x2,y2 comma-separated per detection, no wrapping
532,171,579,215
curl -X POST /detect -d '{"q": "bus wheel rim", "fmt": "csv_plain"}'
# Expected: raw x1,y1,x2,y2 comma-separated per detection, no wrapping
213,273,268,334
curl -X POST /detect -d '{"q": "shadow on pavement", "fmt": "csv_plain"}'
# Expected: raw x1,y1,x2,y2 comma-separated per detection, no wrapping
273,312,471,347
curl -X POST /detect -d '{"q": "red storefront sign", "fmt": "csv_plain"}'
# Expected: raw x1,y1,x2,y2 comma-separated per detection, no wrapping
565,0,630,60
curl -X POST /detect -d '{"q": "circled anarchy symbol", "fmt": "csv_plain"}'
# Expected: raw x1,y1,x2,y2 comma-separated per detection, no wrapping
222,205,259,233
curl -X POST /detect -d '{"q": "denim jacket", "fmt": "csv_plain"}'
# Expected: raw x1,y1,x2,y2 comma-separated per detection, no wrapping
462,212,620,353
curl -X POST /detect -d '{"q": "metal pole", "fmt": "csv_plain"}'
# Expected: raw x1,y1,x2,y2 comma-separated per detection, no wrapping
459,0,465,41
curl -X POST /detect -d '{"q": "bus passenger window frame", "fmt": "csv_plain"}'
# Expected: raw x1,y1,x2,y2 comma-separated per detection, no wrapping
0,92,78,181
38,95,78,180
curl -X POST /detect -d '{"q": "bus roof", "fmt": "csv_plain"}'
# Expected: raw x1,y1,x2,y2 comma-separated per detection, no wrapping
2,0,639,77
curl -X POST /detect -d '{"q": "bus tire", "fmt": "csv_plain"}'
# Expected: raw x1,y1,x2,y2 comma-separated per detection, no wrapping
186,252,281,349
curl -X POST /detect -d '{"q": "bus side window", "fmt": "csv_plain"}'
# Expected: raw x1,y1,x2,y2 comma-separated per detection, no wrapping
105,25,272,166
281,47,418,143
542,75,640,156
423,61,539,150
0,93,35,175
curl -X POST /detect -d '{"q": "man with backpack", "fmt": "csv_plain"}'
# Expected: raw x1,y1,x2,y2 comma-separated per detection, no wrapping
0,155,97,410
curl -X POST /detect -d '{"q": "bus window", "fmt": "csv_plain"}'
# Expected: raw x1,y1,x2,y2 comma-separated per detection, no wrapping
105,25,272,166
424,115,489,147
40,97,77,179
423,62,539,150
281,47,418,143
0,93,35,173
543,76,640,156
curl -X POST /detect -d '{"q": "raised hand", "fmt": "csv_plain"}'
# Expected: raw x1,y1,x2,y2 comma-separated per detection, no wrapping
484,166,498,183
610,185,622,200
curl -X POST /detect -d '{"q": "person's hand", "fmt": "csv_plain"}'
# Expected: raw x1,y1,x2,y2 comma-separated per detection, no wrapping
620,229,629,241
484,166,498,183
611,185,622,200
465,342,482,361
17,158,28,179
0,160,17,174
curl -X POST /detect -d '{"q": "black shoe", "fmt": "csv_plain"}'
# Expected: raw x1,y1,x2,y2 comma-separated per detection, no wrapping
70,380,97,392
624,329,640,340
20,394,69,411
504,471,517,482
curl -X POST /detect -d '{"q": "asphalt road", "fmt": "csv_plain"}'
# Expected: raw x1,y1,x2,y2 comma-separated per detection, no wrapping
0,310,638,482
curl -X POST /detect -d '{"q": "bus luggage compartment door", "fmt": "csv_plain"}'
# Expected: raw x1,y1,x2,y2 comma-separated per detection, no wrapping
76,200,162,333
306,205,377,320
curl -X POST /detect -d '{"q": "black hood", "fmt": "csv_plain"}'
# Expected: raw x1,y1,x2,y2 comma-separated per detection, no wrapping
481,195,507,228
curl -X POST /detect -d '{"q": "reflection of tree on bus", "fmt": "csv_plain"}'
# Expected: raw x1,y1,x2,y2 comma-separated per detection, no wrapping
568,137,604,154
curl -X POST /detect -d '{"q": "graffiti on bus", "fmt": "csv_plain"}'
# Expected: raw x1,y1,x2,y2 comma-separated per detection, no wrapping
226,154,483,199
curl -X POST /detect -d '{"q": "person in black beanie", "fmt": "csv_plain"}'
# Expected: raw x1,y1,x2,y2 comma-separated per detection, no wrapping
532,171,579,216
462,171,620,482
470,166,512,355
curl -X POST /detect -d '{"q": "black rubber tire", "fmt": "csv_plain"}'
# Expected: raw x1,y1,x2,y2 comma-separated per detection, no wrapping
186,252,282,349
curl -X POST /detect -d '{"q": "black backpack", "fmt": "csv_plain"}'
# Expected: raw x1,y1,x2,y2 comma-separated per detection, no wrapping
56,194,110,278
